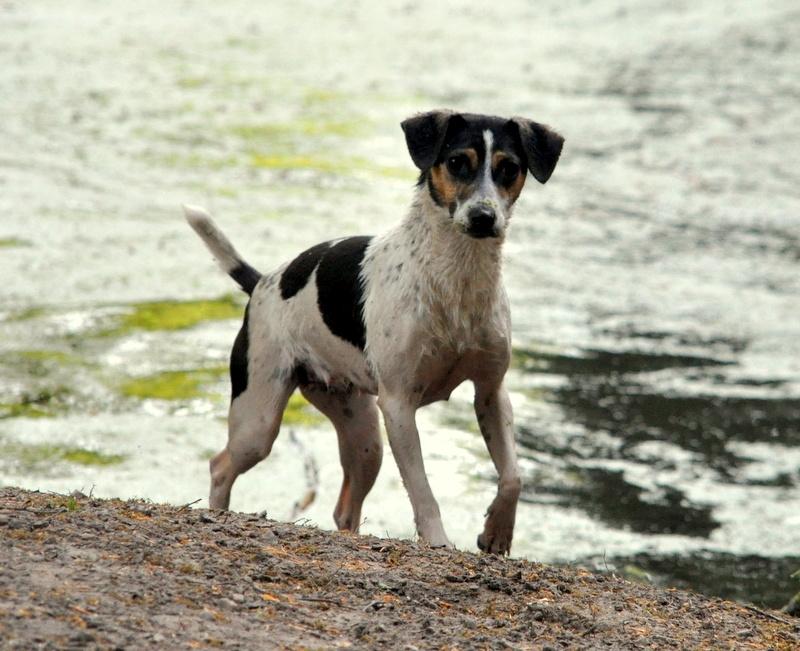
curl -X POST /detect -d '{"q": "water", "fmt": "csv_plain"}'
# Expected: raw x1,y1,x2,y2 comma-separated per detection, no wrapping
1,0,799,608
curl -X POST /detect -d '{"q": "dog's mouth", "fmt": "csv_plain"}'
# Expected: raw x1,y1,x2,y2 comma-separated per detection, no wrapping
465,224,500,239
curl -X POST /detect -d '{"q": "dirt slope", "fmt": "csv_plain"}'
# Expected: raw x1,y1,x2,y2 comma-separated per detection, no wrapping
0,488,797,650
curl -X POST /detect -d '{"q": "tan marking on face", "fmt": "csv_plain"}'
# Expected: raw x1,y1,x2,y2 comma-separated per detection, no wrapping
430,147,482,208
430,164,458,207
492,152,527,204
491,152,508,168
460,148,479,169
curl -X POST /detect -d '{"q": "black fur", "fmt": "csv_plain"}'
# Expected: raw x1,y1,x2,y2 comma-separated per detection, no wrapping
230,304,250,400
401,110,454,170
511,118,564,184
279,241,331,299
229,262,262,296
294,363,312,387
316,236,373,350
409,113,564,207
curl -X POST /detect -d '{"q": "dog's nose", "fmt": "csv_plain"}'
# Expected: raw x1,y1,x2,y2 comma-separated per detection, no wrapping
466,206,497,238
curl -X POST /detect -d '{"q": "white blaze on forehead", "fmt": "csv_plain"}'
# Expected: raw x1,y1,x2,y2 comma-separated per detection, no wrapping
482,130,494,182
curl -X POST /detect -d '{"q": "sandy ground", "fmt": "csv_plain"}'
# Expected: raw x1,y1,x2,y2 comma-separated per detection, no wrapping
1,488,797,650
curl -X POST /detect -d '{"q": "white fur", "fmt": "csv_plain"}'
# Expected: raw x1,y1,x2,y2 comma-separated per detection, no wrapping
183,204,246,275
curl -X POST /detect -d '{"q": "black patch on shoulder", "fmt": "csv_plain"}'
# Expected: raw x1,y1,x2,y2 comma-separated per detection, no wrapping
230,303,250,401
229,262,262,296
316,236,372,350
280,242,331,299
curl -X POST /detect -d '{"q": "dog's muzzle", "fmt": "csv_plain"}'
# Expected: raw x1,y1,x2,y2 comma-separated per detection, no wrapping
465,206,498,239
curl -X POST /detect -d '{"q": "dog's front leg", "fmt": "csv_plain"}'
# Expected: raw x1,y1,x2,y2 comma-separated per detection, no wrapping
474,381,521,554
378,393,453,548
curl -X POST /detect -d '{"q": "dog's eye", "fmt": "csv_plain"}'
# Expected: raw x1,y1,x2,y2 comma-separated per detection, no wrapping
446,154,472,180
495,159,520,186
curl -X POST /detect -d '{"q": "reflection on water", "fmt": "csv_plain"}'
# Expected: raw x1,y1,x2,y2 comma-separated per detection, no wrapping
2,0,799,611
598,552,800,610
513,345,799,607
529,465,719,538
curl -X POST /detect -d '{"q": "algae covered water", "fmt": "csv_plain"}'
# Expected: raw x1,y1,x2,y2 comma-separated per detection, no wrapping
1,1,799,608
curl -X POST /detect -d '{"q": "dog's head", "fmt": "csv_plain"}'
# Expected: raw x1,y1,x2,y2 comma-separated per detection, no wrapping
401,111,563,239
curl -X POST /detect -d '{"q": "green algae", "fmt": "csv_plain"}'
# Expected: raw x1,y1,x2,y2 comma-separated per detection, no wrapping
3,306,48,322
120,366,227,401
61,448,125,466
0,350,83,379
9,296,244,335
0,387,73,419
104,295,243,335
0,237,31,248
215,186,239,198
198,448,217,461
176,76,208,89
0,441,125,470
302,88,343,105
141,151,240,170
231,118,364,140
249,152,411,179
437,409,481,435
250,153,350,173
282,393,325,427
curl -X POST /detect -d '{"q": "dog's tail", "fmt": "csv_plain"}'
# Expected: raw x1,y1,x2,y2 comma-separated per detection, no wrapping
183,205,262,295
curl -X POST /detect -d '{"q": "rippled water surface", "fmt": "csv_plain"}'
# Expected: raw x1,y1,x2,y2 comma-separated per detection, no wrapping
2,0,799,608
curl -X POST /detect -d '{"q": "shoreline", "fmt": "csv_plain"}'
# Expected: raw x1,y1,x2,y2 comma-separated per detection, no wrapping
1,487,797,649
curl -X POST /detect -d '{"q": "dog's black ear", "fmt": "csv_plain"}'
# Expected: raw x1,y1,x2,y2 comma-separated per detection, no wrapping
401,110,454,170
510,118,564,184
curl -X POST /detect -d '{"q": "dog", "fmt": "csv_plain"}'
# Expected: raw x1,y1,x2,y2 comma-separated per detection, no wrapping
185,110,563,554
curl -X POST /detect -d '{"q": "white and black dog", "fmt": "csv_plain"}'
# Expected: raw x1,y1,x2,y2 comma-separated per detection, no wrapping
185,110,563,554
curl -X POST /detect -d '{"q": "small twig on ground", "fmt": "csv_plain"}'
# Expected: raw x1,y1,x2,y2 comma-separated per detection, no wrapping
744,604,796,626
0,507,65,514
178,498,202,512
299,596,342,605
288,429,320,520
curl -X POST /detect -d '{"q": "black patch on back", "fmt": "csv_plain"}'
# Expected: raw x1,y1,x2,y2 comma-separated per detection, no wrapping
316,236,372,350
230,303,250,401
229,262,262,296
280,242,331,299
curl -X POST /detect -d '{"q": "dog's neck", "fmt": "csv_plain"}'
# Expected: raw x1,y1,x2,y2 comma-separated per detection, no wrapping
400,185,505,318
405,184,504,273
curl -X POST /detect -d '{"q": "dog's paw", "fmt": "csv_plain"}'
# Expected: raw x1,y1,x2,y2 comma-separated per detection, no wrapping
417,521,454,550
477,527,513,555
429,539,456,550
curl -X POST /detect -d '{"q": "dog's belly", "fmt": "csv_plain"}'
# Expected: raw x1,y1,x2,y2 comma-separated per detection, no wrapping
299,336,377,393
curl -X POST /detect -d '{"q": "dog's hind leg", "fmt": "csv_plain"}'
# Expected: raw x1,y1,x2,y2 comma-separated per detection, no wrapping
299,387,383,532
473,381,521,554
209,309,295,510
209,376,294,510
